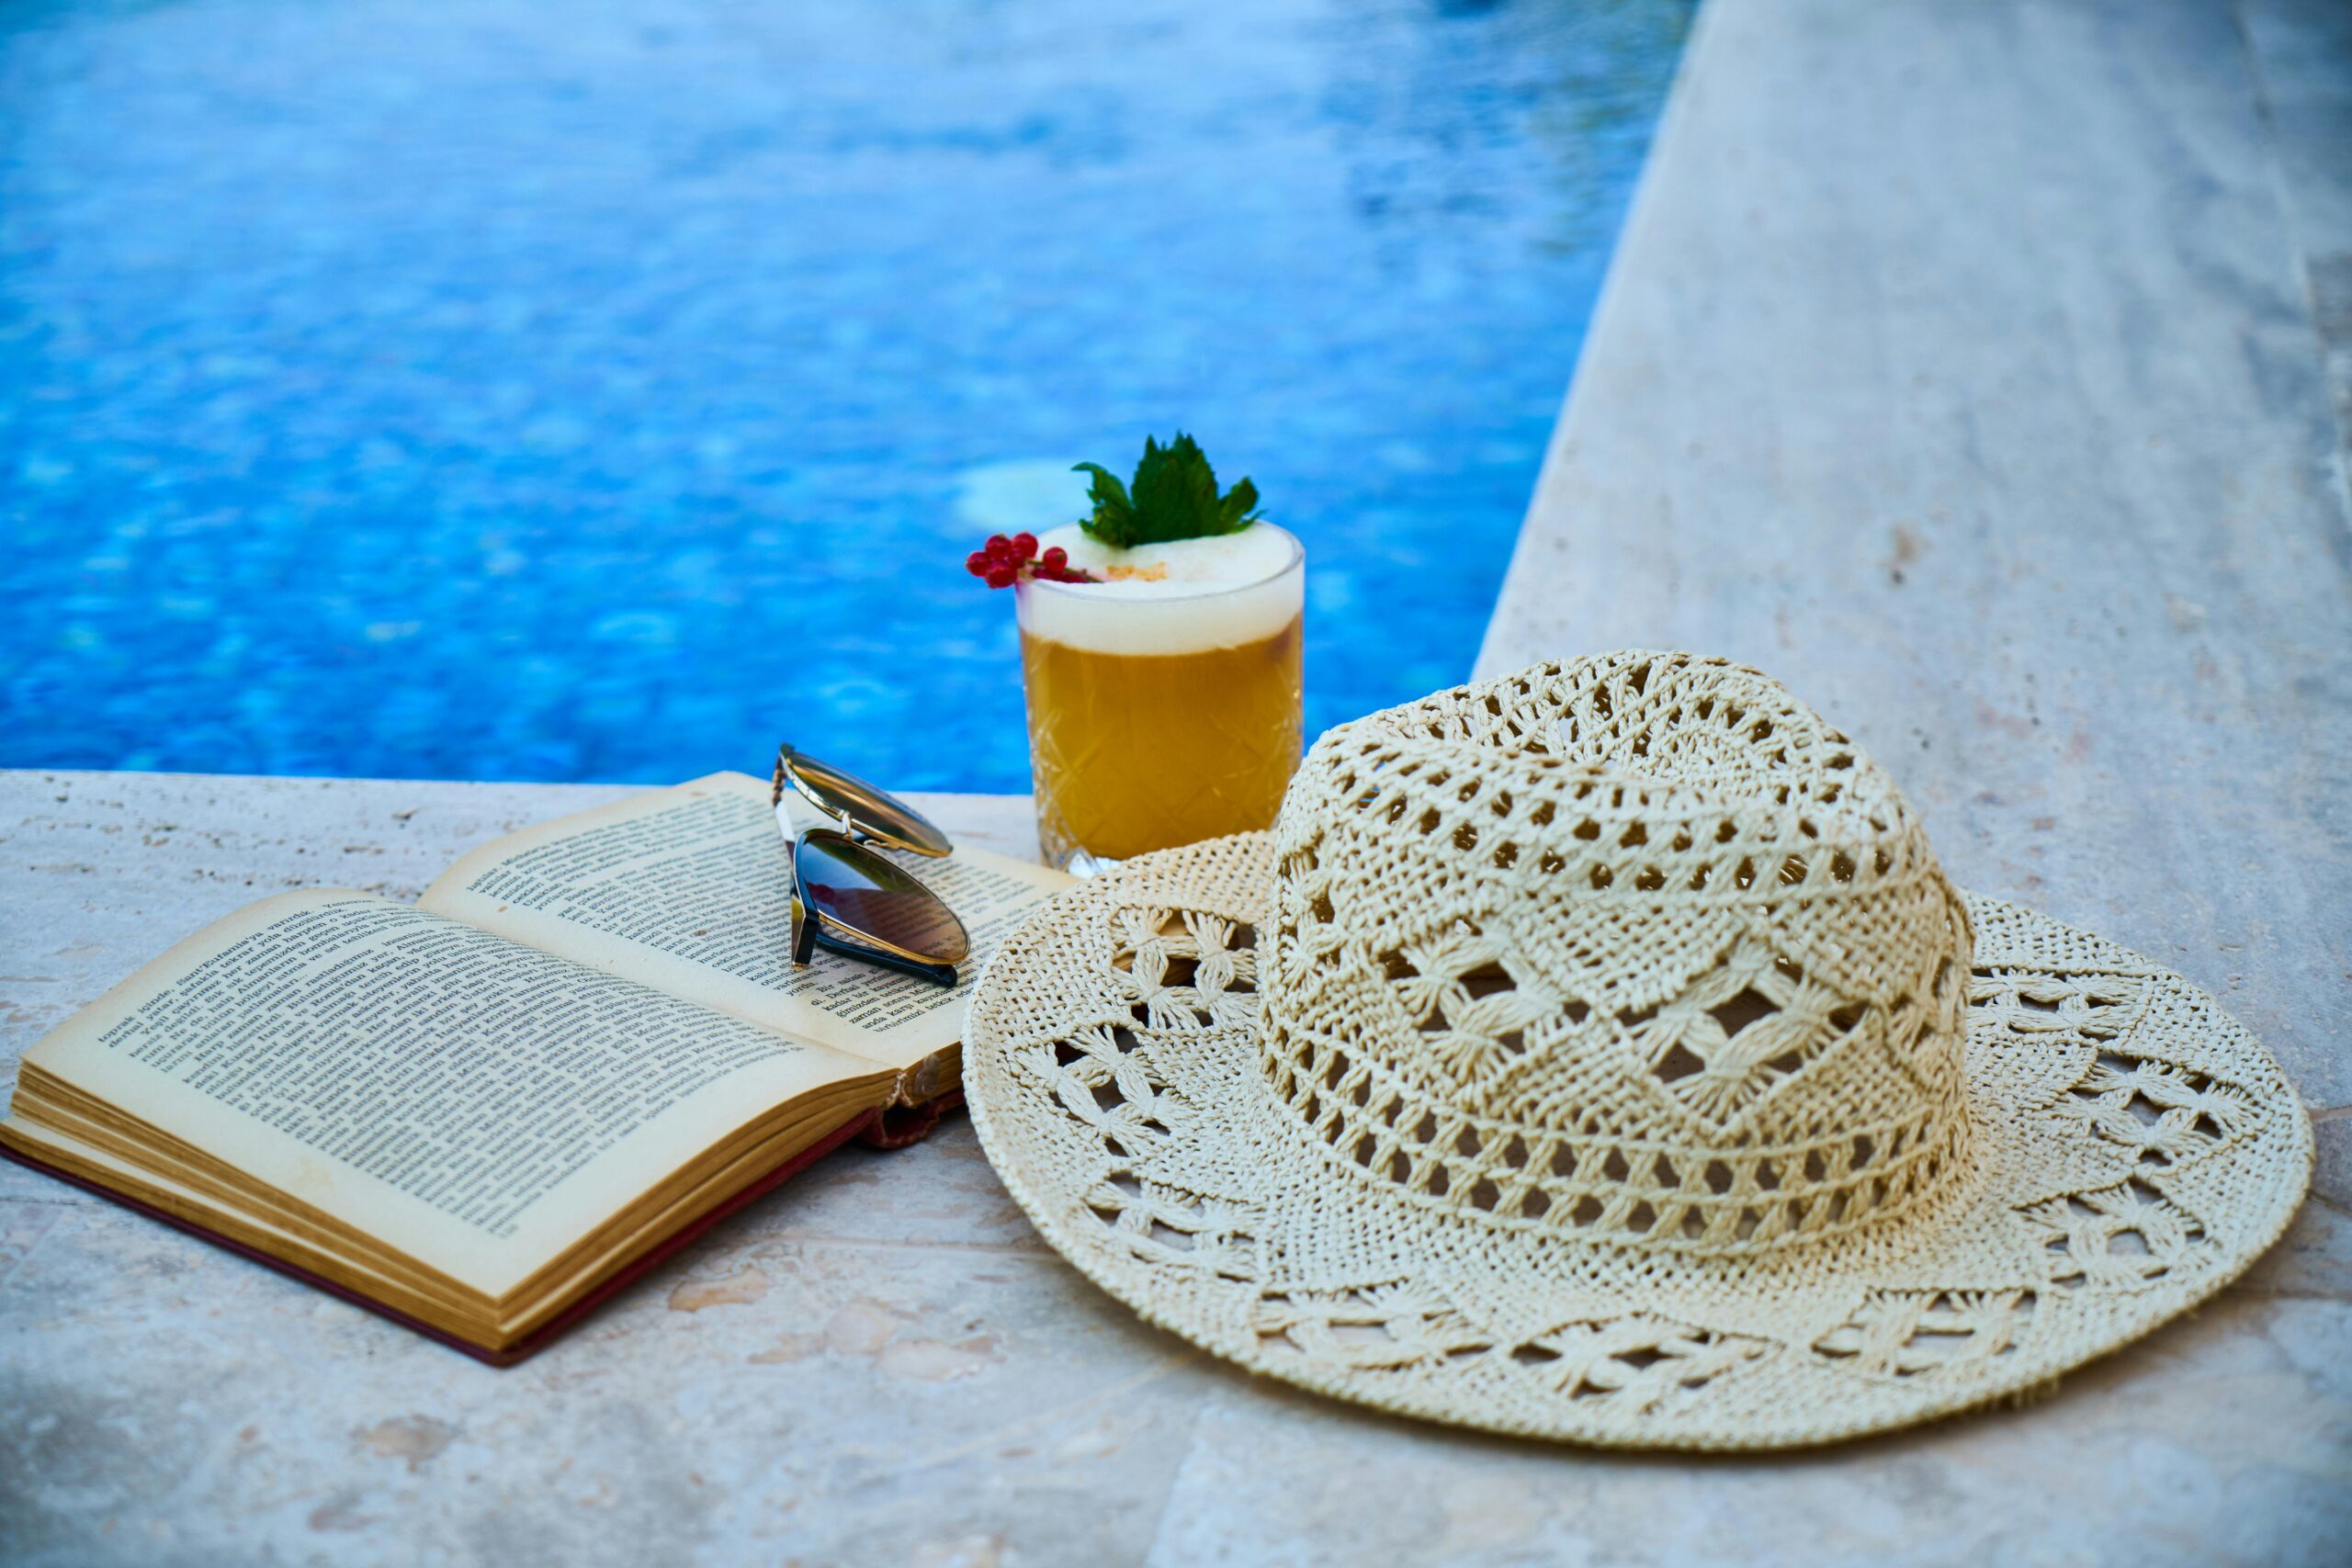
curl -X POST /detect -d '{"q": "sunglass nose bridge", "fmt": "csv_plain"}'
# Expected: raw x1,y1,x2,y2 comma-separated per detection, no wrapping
774,784,831,839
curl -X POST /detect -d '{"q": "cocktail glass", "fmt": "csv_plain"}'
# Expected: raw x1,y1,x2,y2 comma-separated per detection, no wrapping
1016,526,1305,873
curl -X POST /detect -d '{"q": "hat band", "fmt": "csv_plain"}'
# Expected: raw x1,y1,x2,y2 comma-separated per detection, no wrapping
1260,1015,1978,1257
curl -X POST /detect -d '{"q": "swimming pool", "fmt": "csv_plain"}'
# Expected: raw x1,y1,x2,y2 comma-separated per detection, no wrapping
1,0,1690,791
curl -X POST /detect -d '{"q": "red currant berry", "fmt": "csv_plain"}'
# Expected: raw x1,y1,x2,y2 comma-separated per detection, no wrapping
966,550,990,576
1041,546,1067,570
1011,532,1038,560
985,565,1017,589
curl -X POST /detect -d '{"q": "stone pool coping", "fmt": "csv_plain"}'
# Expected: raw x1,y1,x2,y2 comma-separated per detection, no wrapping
1480,0,2351,1210
5,1,2348,1562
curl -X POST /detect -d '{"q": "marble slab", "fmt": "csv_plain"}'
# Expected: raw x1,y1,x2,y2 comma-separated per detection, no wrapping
3,765,2346,1567
6,0,2350,1560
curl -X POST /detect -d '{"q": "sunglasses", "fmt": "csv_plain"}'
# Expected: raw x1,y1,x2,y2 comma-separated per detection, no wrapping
773,745,971,988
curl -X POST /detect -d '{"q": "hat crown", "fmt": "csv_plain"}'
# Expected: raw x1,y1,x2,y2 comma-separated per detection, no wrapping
1262,652,1975,1256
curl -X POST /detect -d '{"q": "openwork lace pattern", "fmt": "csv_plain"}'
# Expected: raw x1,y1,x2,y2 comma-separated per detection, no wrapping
965,653,2313,1448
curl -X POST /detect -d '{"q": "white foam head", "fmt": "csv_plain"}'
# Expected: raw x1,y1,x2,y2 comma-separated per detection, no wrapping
1016,523,1304,656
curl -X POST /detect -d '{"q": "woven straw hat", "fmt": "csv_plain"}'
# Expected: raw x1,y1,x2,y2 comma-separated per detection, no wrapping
964,652,2312,1449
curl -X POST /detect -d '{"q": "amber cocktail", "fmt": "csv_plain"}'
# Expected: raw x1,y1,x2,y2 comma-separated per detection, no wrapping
1016,524,1304,871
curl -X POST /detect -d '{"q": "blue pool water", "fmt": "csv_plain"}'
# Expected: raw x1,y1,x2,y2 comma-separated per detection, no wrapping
1,0,1690,791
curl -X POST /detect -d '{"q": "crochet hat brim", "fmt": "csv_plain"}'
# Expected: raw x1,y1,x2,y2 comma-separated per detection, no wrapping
963,833,2312,1450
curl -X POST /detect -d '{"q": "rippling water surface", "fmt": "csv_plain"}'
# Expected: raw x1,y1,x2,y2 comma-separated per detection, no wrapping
1,0,1690,787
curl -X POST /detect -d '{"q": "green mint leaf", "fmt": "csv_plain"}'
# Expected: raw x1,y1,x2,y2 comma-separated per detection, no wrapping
1073,432,1264,548
1216,476,1261,533
1073,462,1137,547
1127,434,1221,545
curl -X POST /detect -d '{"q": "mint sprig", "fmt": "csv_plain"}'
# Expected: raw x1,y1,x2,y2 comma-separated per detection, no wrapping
1074,433,1262,549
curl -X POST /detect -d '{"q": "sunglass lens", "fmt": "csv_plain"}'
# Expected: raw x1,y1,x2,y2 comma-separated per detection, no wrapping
797,831,970,965
786,750,954,857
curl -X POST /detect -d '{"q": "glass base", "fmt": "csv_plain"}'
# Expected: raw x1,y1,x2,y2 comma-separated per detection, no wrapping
1056,845,1123,879
1035,801,1125,876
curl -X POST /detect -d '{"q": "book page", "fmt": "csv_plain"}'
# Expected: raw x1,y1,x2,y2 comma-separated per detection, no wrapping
418,773,1070,1071
8,890,885,1294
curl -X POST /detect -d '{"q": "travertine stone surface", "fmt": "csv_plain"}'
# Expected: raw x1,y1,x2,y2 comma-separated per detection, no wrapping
2242,0,2352,461
7,0,2351,1558
4,769,2346,1566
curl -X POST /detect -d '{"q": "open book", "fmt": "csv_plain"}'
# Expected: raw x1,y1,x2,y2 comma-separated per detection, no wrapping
0,772,1069,1363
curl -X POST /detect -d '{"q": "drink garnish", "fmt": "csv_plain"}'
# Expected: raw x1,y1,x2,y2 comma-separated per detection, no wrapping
965,532,1095,590
1073,433,1261,549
